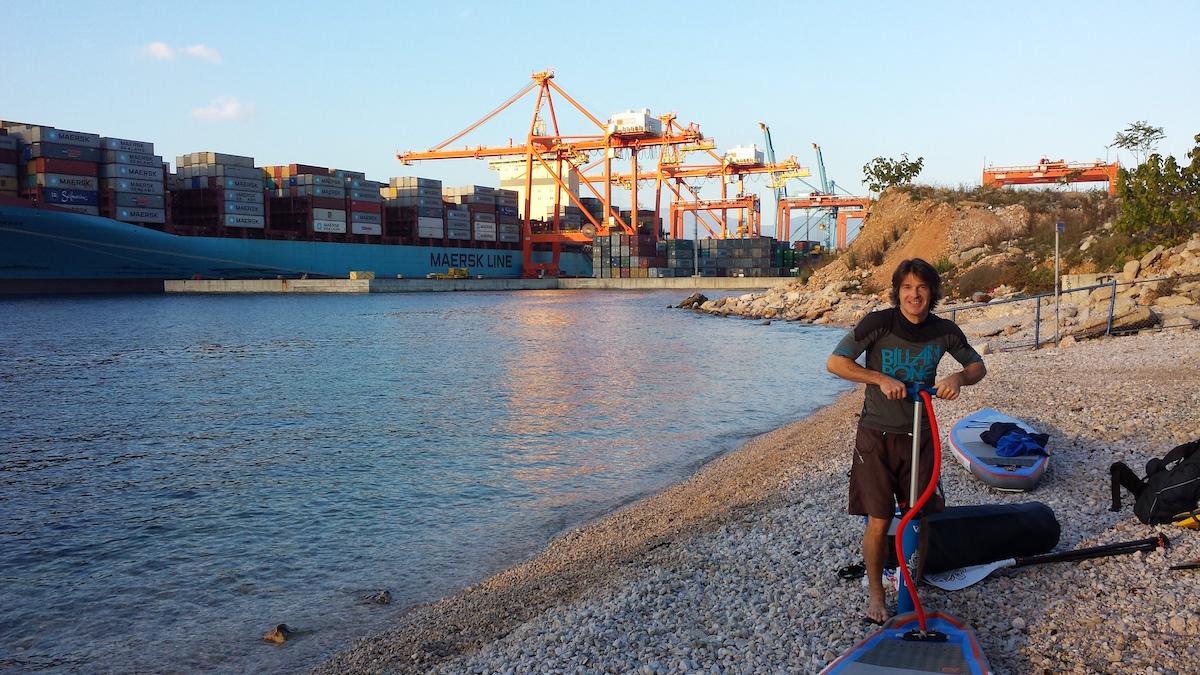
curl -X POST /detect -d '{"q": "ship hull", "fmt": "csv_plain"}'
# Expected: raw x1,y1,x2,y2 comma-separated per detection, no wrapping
0,200,590,292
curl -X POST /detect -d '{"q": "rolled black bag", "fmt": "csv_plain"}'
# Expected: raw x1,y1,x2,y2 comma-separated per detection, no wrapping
887,502,1061,574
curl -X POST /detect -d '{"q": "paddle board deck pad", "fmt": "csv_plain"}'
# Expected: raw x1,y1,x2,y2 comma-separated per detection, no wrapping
819,612,992,674
950,409,1049,491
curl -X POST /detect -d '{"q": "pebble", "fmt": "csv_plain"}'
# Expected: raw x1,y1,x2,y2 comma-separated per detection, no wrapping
309,329,1200,675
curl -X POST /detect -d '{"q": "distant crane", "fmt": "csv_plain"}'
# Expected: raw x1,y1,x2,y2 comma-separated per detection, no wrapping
759,123,787,237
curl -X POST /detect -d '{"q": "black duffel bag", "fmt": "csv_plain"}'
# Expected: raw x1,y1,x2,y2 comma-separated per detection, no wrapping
888,502,1061,574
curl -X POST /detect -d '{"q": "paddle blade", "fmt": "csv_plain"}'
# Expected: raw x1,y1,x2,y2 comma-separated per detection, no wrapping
924,559,1015,591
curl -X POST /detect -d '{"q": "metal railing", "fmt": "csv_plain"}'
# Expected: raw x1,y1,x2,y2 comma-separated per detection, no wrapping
934,273,1199,352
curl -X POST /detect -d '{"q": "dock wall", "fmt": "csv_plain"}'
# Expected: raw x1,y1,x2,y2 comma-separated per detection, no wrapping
163,277,788,294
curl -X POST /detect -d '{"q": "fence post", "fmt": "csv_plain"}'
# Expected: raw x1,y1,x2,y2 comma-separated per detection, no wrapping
1106,278,1118,336
1034,299,1041,349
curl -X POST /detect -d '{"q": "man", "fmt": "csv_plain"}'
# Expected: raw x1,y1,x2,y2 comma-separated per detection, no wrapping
826,258,986,624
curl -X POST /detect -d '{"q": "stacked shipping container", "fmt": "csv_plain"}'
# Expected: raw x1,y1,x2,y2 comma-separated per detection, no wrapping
591,233,664,278
174,153,265,235
497,189,520,244
4,124,102,216
338,171,383,237
383,177,444,242
100,137,166,225
0,132,17,197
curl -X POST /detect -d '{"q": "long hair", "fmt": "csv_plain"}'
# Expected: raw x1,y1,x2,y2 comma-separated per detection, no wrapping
889,258,944,309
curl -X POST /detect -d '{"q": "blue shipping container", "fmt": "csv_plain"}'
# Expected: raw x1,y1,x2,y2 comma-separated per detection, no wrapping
43,188,99,205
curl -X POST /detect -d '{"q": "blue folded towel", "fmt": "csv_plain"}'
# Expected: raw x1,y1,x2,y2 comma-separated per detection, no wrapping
996,432,1049,457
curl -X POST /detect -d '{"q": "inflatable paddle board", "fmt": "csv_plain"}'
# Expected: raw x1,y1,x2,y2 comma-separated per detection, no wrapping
950,408,1048,492
819,611,992,674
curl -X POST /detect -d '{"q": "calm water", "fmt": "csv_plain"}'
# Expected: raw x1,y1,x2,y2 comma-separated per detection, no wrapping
0,290,849,674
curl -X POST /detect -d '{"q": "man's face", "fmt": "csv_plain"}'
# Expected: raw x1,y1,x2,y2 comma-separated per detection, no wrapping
898,272,932,322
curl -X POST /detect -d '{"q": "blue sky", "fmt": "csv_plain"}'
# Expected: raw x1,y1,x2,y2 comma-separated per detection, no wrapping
4,1,1198,218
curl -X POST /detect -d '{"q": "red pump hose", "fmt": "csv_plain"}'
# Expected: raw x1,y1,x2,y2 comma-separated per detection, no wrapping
894,389,941,632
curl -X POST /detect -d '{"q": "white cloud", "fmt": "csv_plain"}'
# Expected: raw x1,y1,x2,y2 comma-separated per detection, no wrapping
190,96,256,121
142,42,221,63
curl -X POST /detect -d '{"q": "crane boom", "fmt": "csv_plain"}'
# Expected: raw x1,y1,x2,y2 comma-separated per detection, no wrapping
813,143,830,193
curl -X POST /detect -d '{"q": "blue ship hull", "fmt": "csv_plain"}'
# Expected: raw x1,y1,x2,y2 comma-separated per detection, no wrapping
0,200,591,291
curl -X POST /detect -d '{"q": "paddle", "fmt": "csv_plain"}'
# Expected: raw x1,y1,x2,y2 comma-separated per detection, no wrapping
924,534,1169,591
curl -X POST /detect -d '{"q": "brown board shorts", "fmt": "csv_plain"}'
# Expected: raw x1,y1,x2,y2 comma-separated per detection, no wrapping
848,424,946,519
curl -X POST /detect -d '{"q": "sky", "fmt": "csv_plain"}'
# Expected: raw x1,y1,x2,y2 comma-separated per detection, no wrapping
3,0,1198,228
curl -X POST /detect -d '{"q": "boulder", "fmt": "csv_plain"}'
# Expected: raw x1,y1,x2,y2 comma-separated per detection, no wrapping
1111,306,1159,332
1122,259,1140,283
1141,245,1165,269
971,291,992,303
677,293,708,310
1156,295,1197,309
262,624,295,644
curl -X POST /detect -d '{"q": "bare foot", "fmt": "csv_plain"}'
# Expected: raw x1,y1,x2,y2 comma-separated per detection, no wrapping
864,595,892,625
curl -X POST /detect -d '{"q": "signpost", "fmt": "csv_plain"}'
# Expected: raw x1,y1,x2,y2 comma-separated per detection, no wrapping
1055,221,1065,346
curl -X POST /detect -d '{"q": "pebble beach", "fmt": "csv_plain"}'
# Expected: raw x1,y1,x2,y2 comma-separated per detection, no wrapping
312,328,1200,675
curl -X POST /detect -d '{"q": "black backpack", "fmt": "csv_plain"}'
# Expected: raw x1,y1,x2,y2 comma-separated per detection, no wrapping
1110,439,1200,525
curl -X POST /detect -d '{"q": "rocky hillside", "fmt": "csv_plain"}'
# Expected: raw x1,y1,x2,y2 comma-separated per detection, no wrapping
680,188,1200,345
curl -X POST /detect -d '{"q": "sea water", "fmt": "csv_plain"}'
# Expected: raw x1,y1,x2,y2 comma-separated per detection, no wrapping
0,289,851,674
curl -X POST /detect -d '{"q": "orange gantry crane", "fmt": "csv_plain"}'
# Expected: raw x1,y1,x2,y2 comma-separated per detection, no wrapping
397,70,807,276
982,157,1120,195
778,194,870,250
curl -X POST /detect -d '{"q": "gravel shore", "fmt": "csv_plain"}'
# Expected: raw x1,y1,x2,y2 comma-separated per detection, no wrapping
312,328,1200,675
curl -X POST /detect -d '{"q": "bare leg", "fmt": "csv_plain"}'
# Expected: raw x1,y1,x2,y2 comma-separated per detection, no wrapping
863,516,892,623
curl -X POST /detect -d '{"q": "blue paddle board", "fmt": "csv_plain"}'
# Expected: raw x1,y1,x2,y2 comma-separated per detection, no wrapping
949,408,1048,492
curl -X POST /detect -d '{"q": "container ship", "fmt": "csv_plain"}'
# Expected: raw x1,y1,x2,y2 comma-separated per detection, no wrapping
0,123,592,294
0,117,812,294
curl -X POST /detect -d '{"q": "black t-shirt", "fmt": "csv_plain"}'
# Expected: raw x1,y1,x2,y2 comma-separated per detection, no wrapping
832,307,982,433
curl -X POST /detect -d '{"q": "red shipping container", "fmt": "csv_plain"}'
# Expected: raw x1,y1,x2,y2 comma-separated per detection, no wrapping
28,158,98,177
311,196,343,209
348,199,382,213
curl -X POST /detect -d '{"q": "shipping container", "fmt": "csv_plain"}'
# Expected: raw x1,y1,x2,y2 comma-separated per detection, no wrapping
54,204,100,216
189,152,254,168
350,222,381,235
0,164,17,178
100,177,164,195
0,176,18,191
418,206,442,219
472,212,496,223
223,176,264,191
7,126,101,148
36,173,97,191
102,137,154,154
26,143,102,163
447,226,471,241
102,150,163,168
223,188,264,204
498,231,520,243
349,211,382,224
43,188,99,205
342,177,380,190
347,189,381,202
100,164,164,181
329,169,366,181
226,214,266,229
416,216,444,239
289,174,344,188
0,148,16,164
114,192,166,209
348,199,382,214
312,219,346,234
292,184,343,199
390,176,442,189
312,208,347,222
0,136,17,150
473,222,497,241
223,201,265,216
117,207,166,224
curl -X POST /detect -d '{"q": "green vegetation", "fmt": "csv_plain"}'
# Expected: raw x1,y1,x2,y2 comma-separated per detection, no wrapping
862,154,924,194
1114,133,1200,245
1111,120,1165,166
